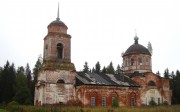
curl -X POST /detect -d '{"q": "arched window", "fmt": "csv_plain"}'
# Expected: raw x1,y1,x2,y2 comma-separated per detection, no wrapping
148,81,156,86
57,79,65,84
57,43,63,59
131,97,135,107
130,92,136,107
138,57,142,65
125,59,128,66
131,57,134,66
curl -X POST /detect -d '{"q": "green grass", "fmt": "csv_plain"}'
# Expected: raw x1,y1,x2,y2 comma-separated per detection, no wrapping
0,109,7,112
4,105,180,112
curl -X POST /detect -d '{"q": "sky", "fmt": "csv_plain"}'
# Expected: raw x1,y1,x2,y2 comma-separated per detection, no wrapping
0,0,180,75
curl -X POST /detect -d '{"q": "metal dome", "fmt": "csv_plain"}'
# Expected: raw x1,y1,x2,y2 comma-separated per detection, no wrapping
48,3,68,28
123,36,151,56
48,19,67,28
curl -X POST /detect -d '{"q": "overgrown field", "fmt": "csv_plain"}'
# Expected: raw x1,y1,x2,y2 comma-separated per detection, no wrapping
3,105,180,112
0,109,7,112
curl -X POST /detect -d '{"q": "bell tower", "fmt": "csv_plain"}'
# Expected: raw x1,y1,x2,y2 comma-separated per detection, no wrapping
43,4,71,62
34,4,76,106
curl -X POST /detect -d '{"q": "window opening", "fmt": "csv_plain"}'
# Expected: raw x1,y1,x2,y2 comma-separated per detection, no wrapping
57,43,63,59
148,81,156,86
146,57,149,65
91,97,95,107
158,98,160,105
102,97,106,107
138,57,142,65
125,60,127,66
131,58,134,66
57,79,65,84
131,97,135,107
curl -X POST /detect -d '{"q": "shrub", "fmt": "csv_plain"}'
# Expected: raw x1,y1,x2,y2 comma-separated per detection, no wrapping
112,98,119,108
6,101,21,112
162,101,169,105
149,99,157,106
7,101,18,106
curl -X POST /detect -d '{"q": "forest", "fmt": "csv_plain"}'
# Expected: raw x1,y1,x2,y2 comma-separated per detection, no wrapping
0,58,180,106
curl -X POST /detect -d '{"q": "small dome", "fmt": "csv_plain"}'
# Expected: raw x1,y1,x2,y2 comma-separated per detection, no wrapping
48,18,68,28
123,37,151,56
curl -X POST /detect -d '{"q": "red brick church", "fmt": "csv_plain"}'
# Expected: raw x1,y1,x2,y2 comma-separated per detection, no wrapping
34,6,172,107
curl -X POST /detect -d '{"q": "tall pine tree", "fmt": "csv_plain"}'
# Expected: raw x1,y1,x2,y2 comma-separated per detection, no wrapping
26,63,31,89
164,68,170,79
116,64,121,74
25,63,34,104
83,61,89,73
92,67,95,73
106,61,115,74
101,66,106,74
95,61,101,73
174,70,180,103
14,66,32,104
32,56,43,103
33,56,43,84
1,61,16,103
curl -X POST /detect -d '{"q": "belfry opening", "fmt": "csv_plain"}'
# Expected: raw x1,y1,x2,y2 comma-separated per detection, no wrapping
57,43,63,59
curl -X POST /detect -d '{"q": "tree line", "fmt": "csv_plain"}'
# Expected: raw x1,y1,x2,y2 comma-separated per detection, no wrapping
82,61,122,74
162,68,180,104
0,57,42,105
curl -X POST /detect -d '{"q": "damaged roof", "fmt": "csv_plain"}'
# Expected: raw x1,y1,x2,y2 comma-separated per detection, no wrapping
76,72,139,87
128,71,162,79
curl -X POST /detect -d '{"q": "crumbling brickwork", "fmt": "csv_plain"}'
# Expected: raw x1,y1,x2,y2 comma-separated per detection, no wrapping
34,69,76,105
76,86,141,107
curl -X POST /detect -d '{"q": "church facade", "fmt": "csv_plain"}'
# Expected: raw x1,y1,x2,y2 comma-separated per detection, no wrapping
34,7,172,107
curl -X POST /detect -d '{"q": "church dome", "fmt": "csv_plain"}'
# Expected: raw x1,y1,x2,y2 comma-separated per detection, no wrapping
47,4,68,29
123,36,151,57
48,18,67,28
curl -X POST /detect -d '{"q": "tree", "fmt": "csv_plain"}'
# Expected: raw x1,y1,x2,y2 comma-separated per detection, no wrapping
156,71,160,76
15,67,26,90
32,56,43,103
83,62,89,73
0,66,3,103
169,71,177,104
164,68,170,79
149,99,157,106
92,67,95,73
95,61,101,73
101,66,106,74
14,66,32,104
174,70,180,103
106,62,115,74
169,71,175,89
89,69,92,73
0,61,16,103
25,63,32,88
115,64,121,74
33,56,43,84
25,63,34,101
